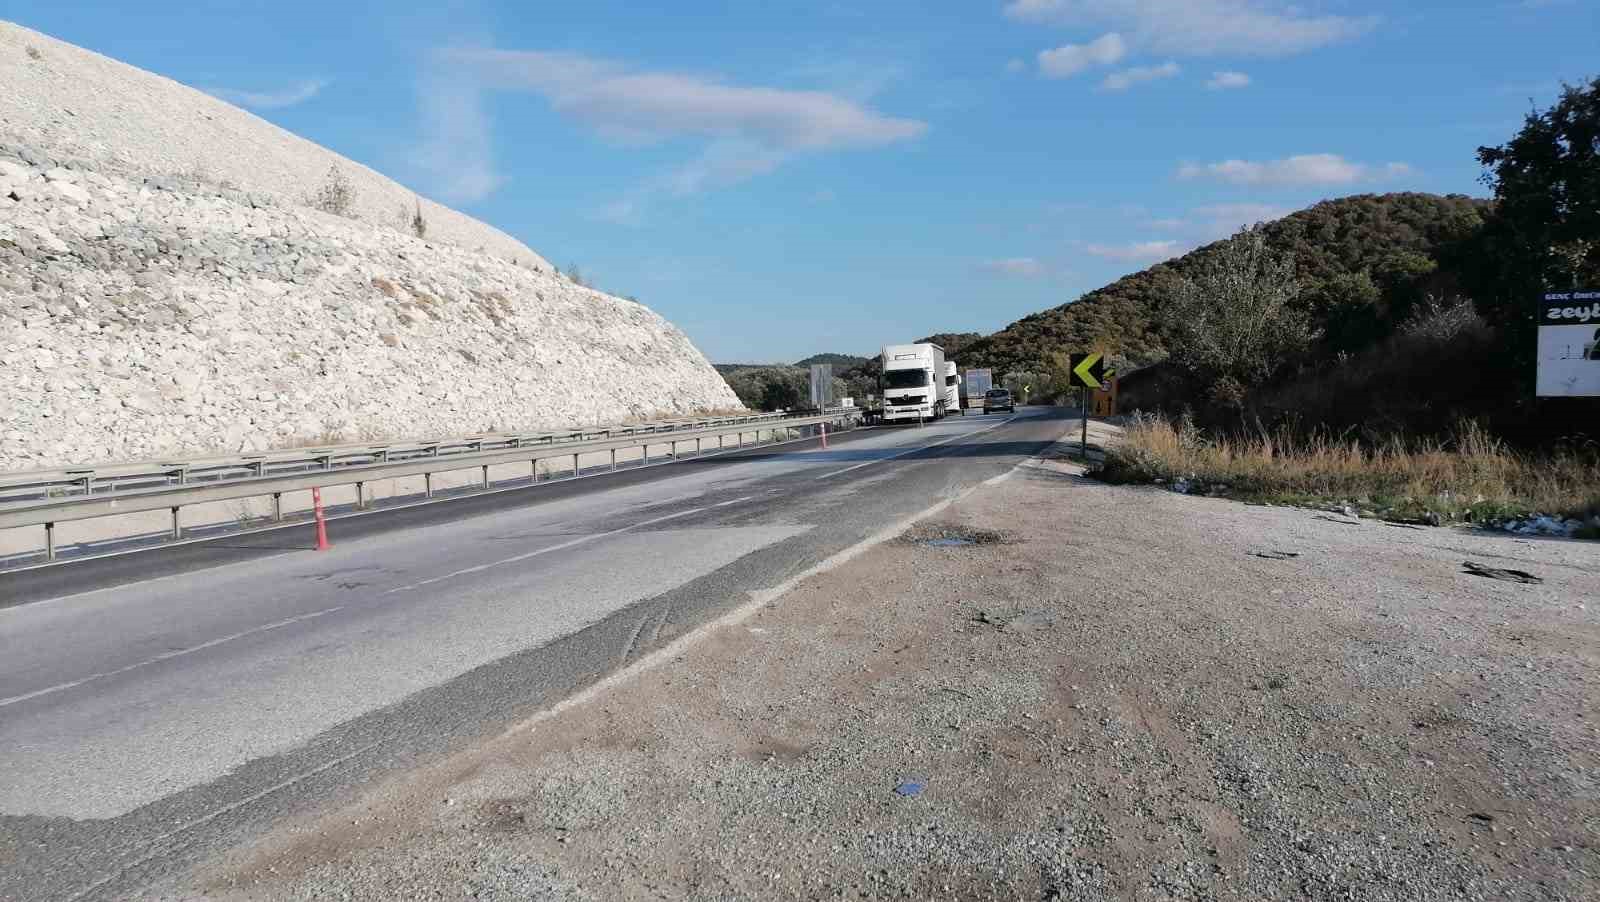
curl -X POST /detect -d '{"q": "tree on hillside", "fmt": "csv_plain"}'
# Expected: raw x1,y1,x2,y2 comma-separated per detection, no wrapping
1161,228,1315,407
917,332,983,359
1469,77,1600,338
794,353,871,368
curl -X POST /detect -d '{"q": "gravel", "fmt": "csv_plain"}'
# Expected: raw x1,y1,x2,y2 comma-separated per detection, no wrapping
182,456,1600,900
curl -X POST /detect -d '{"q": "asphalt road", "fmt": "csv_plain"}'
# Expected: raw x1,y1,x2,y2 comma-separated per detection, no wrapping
0,407,1071,901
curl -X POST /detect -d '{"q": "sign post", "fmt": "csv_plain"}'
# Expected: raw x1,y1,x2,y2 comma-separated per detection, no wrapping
1065,352,1107,458
1537,290,1600,397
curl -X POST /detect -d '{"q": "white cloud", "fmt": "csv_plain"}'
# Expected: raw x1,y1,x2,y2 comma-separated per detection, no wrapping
1193,202,1289,224
587,199,643,227
410,74,505,203
209,79,328,110
1177,153,1413,186
1206,70,1252,90
1005,0,1378,57
446,48,926,150
1085,240,1184,263
427,48,926,200
1037,33,1126,77
980,257,1048,277
1101,61,1180,91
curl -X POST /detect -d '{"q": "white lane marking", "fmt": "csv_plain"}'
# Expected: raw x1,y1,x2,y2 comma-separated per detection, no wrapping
0,606,345,708
713,495,757,507
383,504,711,594
812,416,1017,482
64,739,383,902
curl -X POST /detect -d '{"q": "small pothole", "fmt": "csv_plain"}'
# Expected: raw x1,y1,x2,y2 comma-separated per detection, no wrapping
900,524,1013,547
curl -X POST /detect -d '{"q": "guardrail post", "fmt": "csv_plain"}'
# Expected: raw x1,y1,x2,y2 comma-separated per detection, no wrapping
425,472,434,497
670,440,677,460
572,453,580,478
170,506,181,540
696,437,702,454
44,522,55,561
481,465,490,489
272,492,283,522
355,481,366,510
610,449,617,471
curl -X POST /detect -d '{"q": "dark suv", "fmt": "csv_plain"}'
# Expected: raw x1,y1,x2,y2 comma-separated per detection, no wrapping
983,388,1014,414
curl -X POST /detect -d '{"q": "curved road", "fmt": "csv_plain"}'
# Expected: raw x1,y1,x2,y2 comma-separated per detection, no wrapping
0,407,1071,901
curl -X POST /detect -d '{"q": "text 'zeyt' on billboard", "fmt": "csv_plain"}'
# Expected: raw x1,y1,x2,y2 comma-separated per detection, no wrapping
1537,290,1600,397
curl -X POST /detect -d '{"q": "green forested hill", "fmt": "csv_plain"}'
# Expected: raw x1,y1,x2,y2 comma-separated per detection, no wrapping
955,193,1490,373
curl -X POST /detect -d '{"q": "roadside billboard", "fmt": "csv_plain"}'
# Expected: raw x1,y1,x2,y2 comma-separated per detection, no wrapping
1537,290,1600,397
963,368,992,408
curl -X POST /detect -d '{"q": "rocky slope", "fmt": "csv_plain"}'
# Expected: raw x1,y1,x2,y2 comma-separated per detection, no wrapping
0,22,742,470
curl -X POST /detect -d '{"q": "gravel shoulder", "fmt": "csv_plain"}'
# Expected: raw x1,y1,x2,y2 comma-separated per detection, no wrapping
180,452,1600,900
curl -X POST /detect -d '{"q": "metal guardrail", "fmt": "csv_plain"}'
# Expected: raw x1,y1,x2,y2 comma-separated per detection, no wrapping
0,408,861,561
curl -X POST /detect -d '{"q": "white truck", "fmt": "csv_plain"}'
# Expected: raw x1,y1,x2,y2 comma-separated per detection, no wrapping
879,343,947,423
943,362,961,414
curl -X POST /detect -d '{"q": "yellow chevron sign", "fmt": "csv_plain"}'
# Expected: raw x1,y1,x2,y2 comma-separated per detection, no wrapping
1069,353,1104,389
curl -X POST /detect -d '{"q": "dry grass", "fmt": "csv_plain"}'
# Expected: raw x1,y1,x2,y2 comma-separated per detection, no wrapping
1099,413,1600,533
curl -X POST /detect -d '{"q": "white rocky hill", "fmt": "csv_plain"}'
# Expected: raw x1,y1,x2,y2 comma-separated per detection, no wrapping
0,21,742,471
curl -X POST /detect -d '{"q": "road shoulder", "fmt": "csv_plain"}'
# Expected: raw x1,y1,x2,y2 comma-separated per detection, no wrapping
184,452,1600,900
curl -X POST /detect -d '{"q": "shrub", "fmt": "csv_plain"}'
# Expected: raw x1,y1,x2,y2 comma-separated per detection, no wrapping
410,197,427,238
26,45,43,61
308,165,354,217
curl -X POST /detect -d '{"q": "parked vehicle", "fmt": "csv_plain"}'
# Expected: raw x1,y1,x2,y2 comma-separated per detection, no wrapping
943,362,961,415
983,388,1014,414
879,343,947,423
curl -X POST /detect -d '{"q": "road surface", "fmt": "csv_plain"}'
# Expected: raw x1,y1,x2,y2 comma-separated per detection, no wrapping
0,407,1071,901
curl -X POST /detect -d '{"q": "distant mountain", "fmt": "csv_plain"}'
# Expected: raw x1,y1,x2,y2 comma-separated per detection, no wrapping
954,193,1489,374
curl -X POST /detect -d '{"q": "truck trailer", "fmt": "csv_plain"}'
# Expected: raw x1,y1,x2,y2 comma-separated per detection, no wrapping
879,343,947,423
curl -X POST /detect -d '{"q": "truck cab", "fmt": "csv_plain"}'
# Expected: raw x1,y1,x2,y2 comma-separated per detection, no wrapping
943,362,960,415
879,343,947,423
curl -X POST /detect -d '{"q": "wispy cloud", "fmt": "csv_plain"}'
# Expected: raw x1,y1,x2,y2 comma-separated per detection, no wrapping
409,74,505,204
208,79,328,110
979,257,1049,277
1101,61,1180,91
1083,240,1185,263
1177,154,1413,186
586,199,644,227
1206,70,1252,90
1037,33,1126,77
446,48,926,150
431,47,926,201
1005,0,1378,57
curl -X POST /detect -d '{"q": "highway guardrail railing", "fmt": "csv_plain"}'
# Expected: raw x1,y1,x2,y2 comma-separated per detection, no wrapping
0,408,861,562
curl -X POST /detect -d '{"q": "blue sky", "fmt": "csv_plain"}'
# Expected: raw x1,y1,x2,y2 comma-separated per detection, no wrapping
7,1,1596,362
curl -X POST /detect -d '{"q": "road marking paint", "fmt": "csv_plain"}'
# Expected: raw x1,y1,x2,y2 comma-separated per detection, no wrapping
0,606,345,708
383,505,709,594
812,416,1017,482
712,495,757,507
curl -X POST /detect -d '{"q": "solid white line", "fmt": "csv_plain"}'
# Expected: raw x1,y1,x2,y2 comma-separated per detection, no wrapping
383,505,709,594
713,494,757,507
0,606,345,708
812,416,1017,482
